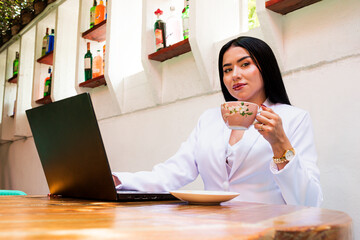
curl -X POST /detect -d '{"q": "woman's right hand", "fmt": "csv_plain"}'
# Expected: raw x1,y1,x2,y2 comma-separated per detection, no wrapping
112,175,121,187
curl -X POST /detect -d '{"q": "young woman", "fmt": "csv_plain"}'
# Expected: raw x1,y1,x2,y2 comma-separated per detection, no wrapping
113,36,323,207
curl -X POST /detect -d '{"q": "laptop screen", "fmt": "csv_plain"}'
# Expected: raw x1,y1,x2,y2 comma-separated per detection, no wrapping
26,93,118,200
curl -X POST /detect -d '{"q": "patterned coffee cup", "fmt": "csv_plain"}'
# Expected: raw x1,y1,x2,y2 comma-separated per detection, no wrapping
221,101,260,130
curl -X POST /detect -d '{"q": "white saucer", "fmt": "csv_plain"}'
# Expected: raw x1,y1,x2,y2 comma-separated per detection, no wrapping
170,190,240,205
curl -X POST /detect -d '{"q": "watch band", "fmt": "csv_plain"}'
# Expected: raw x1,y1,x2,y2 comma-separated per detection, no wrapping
273,148,295,164
273,156,289,164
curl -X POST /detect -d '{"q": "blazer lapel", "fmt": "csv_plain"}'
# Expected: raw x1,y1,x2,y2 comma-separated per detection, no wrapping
228,126,261,179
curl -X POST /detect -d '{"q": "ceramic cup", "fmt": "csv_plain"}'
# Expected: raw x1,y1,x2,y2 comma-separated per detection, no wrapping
221,101,260,130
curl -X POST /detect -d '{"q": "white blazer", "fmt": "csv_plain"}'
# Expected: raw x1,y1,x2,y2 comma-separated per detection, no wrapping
114,100,323,207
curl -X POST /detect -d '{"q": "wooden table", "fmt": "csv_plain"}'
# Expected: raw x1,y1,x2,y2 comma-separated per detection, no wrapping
0,195,352,239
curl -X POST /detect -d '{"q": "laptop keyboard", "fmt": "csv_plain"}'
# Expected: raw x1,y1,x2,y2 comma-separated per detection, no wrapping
117,190,169,194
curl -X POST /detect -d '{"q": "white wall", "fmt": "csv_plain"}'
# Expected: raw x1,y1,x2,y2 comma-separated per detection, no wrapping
282,0,360,235
1,0,360,238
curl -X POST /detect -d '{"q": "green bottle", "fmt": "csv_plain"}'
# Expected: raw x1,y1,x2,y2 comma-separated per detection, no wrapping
90,0,97,28
182,0,189,39
13,52,19,76
44,67,52,97
84,42,93,81
41,28,49,56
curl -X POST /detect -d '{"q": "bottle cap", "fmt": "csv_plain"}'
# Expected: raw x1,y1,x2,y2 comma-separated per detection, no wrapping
154,8,163,16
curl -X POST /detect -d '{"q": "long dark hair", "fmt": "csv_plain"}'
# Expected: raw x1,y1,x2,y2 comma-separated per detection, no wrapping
218,36,291,105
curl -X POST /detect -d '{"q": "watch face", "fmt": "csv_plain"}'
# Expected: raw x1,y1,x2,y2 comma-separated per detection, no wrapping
285,150,295,161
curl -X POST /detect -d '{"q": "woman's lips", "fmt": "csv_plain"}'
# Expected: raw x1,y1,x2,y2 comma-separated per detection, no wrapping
232,83,246,91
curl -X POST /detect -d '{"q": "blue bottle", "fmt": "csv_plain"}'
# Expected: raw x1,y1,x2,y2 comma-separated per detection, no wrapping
105,0,107,20
46,29,55,54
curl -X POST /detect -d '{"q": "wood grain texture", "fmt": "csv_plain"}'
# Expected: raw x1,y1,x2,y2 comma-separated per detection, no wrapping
35,95,52,105
79,75,106,88
36,51,54,65
266,0,322,15
148,39,191,62
7,74,18,83
82,20,107,42
0,195,352,239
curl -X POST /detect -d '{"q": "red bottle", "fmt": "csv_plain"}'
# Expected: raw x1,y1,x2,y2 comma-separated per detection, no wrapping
154,8,166,51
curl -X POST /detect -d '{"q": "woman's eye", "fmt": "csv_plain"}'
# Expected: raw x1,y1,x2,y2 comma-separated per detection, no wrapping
224,68,232,73
241,62,250,67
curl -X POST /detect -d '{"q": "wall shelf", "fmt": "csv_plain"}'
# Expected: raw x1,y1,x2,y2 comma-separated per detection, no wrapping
8,74,18,83
35,95,52,105
148,39,191,62
36,51,54,65
79,75,106,88
82,20,107,42
266,0,322,15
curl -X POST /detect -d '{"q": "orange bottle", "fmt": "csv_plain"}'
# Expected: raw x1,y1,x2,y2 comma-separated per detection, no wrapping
93,50,103,78
94,0,105,25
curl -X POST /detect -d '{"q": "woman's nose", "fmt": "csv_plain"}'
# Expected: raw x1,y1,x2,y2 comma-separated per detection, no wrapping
232,65,242,81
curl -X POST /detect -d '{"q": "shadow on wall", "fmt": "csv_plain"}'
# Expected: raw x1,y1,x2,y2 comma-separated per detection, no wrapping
0,142,11,189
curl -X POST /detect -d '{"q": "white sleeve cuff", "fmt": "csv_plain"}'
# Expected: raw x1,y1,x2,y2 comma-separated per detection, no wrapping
269,156,297,174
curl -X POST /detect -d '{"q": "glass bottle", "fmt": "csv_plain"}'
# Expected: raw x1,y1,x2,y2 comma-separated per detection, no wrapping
41,28,49,56
92,49,103,78
90,0,97,29
95,0,105,25
44,67,52,97
84,42,93,81
13,52,19,76
182,0,190,39
105,0,108,20
154,8,166,51
103,44,106,73
166,5,183,46
46,29,55,54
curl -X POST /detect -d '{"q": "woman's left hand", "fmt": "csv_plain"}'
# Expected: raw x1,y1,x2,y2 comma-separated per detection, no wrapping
254,105,293,157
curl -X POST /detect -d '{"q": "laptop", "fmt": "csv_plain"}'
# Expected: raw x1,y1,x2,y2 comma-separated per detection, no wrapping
26,93,177,201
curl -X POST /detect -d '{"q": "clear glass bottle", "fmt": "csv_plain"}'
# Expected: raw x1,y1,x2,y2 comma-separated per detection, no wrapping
13,52,19,76
154,8,166,51
182,0,190,39
84,42,93,81
90,0,97,29
166,5,183,46
41,28,49,56
95,0,105,25
92,49,103,78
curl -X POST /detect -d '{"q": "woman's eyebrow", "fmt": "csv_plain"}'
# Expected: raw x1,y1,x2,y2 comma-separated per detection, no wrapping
237,56,250,63
223,56,250,68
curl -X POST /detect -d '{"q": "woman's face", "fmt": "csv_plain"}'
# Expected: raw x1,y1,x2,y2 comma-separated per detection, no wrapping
222,46,266,105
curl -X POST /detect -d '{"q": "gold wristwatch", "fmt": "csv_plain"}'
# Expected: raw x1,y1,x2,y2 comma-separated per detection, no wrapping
273,148,295,164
